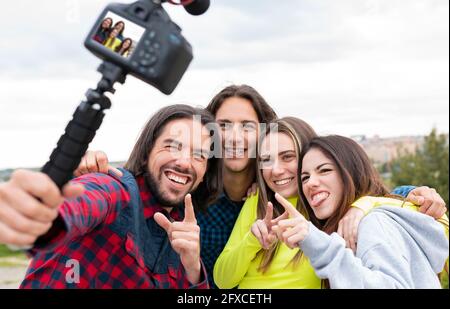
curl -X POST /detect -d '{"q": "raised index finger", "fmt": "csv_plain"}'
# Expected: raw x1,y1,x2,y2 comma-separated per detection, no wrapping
183,194,196,223
275,193,301,218
264,202,274,225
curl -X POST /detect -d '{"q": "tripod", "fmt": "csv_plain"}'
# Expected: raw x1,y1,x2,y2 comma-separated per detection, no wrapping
42,61,126,189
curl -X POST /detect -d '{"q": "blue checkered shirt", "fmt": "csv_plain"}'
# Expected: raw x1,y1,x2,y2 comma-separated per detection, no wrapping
197,192,244,288
196,185,415,288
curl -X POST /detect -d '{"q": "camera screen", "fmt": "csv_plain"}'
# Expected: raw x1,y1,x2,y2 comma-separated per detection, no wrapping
92,12,145,59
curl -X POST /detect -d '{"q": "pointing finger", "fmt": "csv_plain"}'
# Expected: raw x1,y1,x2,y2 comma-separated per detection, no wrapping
275,193,301,218
264,202,274,225
183,194,196,223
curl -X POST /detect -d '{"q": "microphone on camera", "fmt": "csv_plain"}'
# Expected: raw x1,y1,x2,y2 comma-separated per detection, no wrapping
183,0,210,16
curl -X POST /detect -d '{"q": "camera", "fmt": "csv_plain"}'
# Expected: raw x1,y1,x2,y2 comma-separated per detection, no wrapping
5,0,209,253
85,0,202,94
40,0,209,190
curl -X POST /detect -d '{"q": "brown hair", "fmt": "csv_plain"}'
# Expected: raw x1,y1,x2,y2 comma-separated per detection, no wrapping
124,104,222,212
206,84,277,123
299,135,389,235
101,17,113,30
115,38,132,54
206,84,278,184
113,21,125,35
255,117,318,273
298,135,390,288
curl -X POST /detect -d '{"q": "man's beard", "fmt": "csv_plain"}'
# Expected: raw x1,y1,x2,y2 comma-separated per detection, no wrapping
144,166,196,208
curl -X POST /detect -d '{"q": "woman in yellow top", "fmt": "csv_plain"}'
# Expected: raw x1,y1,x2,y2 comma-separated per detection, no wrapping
214,117,448,289
213,117,324,288
272,135,448,288
103,28,122,51
115,38,133,57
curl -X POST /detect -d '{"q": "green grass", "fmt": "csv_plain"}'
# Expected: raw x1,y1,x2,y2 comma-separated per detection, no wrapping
0,245,26,258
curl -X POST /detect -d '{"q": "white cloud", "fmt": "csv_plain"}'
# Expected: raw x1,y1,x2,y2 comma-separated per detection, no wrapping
0,0,448,169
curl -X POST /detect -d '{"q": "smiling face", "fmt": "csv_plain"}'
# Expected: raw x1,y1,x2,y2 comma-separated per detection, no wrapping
215,97,259,173
260,132,299,199
301,147,344,220
114,21,125,33
146,118,211,207
109,28,119,38
122,39,132,49
102,18,112,29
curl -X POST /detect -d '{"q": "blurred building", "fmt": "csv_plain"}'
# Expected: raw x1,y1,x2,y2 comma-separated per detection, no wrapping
352,135,425,166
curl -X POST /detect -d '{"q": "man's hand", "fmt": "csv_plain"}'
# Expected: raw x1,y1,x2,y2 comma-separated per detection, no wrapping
271,193,309,249
0,169,84,246
405,186,447,218
154,194,202,285
73,150,123,177
337,207,364,253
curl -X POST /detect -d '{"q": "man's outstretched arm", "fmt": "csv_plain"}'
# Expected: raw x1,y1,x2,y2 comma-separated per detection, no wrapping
0,169,129,251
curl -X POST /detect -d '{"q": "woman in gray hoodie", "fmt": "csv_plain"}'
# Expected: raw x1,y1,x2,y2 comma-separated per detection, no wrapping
272,135,448,288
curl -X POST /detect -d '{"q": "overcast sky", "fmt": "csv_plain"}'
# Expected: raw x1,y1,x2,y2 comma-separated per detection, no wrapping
0,0,448,169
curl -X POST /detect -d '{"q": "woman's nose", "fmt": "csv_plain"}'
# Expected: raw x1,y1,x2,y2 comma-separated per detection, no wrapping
272,160,284,175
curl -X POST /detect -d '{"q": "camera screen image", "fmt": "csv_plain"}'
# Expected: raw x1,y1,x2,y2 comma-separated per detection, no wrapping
92,12,145,59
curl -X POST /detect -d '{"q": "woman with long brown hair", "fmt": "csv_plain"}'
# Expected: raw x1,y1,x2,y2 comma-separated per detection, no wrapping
93,17,113,44
214,117,322,288
104,28,122,51
115,38,133,57
273,135,449,288
214,120,448,289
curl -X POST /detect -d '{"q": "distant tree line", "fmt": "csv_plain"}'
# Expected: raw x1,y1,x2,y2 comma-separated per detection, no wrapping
384,128,449,206
380,128,449,289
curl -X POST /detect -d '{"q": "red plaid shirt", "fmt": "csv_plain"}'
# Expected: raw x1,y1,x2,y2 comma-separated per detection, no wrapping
20,171,209,289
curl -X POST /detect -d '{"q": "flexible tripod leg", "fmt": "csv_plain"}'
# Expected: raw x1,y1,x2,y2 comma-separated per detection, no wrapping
6,62,125,251
41,61,126,189
41,102,107,189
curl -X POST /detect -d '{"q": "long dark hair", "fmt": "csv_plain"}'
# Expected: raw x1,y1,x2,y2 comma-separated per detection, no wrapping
124,104,222,212
256,117,318,273
113,21,125,35
298,135,389,289
206,84,278,184
206,84,277,123
299,135,389,235
115,38,132,54
101,17,113,31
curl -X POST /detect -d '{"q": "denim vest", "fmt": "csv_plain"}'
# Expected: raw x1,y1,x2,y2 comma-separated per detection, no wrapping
109,168,181,275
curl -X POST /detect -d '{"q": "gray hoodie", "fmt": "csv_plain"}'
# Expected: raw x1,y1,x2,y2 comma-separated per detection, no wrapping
300,206,449,288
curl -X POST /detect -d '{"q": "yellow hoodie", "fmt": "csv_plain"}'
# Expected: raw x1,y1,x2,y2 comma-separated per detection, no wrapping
213,193,321,289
